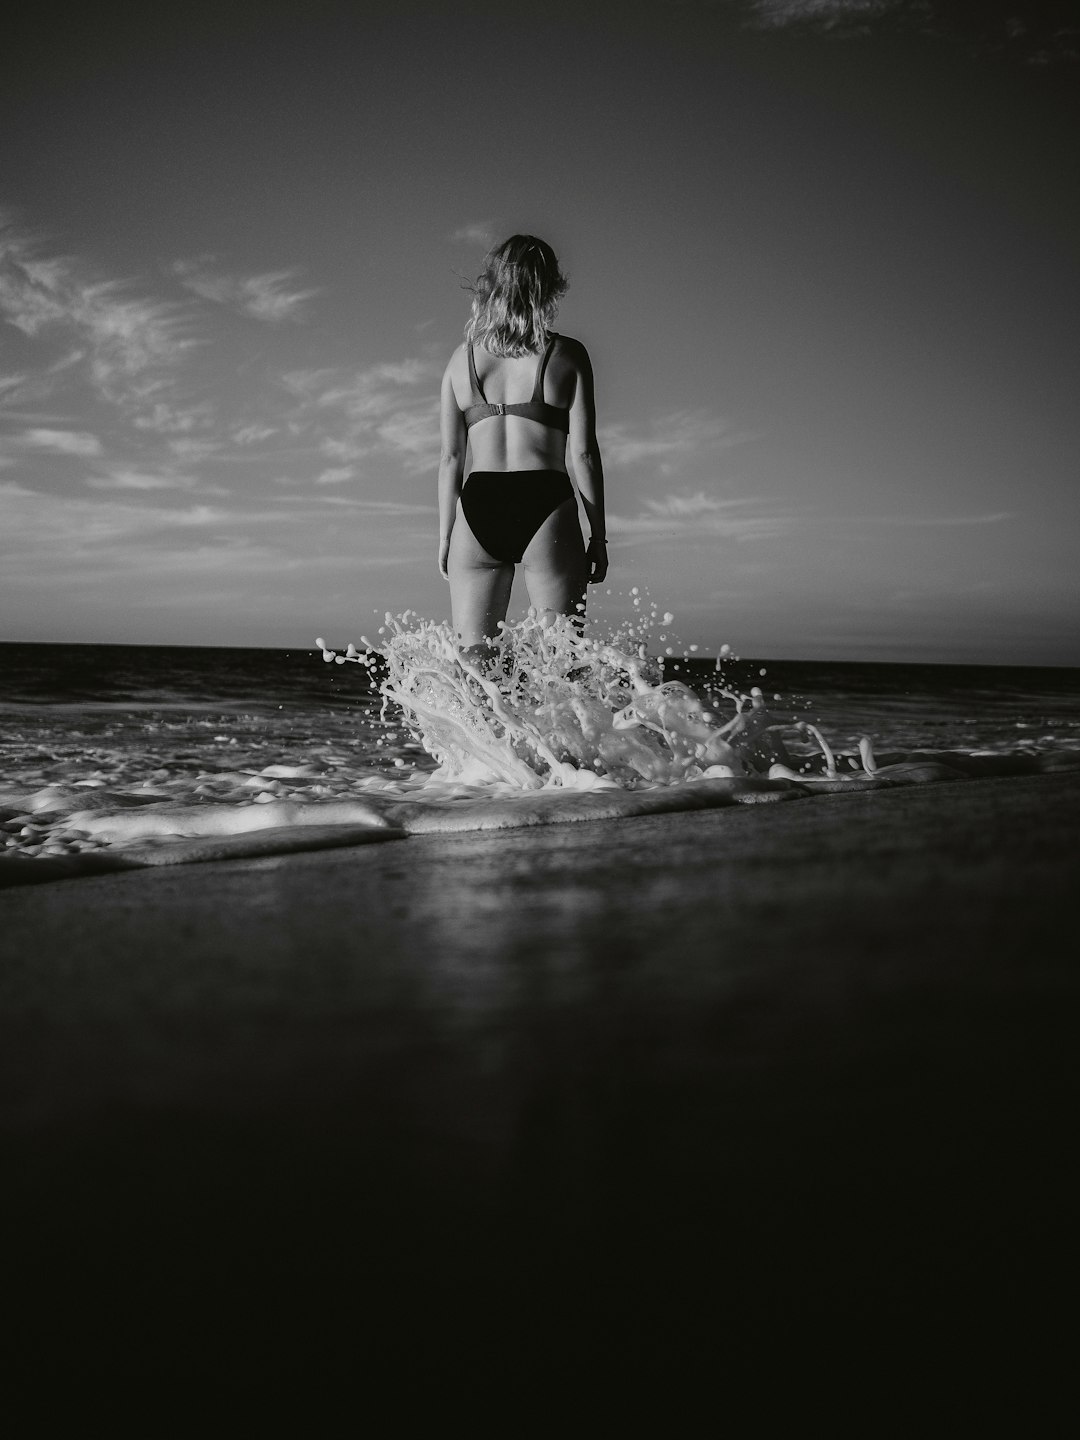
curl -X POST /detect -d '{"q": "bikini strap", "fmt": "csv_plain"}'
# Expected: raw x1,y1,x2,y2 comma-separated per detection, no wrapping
532,333,558,403
467,342,487,401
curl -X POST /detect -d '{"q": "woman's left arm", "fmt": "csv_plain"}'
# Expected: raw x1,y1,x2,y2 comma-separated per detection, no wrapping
437,357,467,579
567,341,608,584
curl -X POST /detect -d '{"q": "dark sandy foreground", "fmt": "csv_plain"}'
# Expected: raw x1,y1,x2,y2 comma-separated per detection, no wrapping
2,772,1077,1404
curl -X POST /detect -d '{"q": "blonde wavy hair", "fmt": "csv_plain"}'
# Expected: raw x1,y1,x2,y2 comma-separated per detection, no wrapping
464,235,569,357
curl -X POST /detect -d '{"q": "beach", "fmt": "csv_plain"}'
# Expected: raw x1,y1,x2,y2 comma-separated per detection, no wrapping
6,0,1079,1407
4,768,1077,1398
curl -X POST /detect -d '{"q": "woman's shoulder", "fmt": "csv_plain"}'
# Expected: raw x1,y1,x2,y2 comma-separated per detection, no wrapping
552,333,590,366
443,341,471,378
441,344,472,410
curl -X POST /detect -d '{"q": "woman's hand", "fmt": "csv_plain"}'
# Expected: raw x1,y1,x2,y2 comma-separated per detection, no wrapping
438,535,451,580
587,535,608,584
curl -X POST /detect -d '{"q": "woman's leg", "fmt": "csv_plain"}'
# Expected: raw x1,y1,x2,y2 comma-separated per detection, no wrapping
447,500,515,655
520,497,588,625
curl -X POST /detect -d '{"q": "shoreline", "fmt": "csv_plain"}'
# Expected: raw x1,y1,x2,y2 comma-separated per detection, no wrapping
3,746,1077,885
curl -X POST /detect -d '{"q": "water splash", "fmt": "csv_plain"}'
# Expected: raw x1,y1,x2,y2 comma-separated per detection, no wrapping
318,608,815,791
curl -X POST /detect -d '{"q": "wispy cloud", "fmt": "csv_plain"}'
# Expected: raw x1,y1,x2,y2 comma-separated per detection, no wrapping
0,481,423,599
166,436,222,460
85,469,198,491
0,363,88,416
0,212,197,414
599,411,754,471
0,480,224,554
449,223,496,247
848,511,1013,527
131,400,214,434
746,1,1080,63
376,408,440,461
748,0,897,29
313,497,432,516
20,427,102,456
641,491,748,518
80,289,196,404
233,423,278,446
607,490,792,546
172,257,320,322
282,355,441,474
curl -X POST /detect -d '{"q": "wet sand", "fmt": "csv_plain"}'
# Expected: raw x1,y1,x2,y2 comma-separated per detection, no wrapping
2,771,1077,1399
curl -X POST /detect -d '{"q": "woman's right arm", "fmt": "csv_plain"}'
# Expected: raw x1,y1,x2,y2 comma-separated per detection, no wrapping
568,341,608,584
437,356,467,579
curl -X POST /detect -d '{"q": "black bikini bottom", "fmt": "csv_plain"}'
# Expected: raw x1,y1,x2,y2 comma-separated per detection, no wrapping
460,470,576,564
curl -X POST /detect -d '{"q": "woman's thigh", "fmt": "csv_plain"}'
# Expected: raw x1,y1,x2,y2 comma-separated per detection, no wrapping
447,503,514,646
520,497,587,619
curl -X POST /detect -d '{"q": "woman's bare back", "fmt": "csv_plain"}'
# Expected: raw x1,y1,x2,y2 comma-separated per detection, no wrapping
449,335,584,474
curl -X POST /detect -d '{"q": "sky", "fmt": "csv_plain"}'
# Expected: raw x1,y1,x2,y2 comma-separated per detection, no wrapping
1,0,1078,664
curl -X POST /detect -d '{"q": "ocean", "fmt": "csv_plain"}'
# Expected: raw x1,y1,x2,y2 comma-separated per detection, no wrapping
2,635,1079,870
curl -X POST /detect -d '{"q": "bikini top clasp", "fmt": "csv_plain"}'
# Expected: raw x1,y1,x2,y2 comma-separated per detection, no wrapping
463,335,571,434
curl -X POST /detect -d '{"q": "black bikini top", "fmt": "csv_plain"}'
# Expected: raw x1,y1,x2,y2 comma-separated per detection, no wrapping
464,334,571,433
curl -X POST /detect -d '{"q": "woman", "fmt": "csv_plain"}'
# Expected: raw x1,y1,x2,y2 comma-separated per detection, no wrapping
438,235,607,663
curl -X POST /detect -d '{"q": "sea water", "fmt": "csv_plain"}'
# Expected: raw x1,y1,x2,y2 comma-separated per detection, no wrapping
2,608,1079,874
